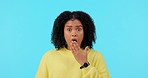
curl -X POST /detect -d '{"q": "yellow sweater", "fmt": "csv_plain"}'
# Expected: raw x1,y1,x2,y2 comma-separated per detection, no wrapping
35,48,110,78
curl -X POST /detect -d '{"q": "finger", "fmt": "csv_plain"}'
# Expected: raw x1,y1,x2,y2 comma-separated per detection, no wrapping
85,46,89,53
73,41,80,53
71,43,76,54
84,46,89,58
72,41,76,51
70,41,74,51
74,41,80,51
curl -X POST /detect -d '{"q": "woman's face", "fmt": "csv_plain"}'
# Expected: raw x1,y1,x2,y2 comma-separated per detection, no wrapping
64,19,84,49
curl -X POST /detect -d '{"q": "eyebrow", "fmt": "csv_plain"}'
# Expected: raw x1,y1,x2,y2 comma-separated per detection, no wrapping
76,25,83,27
65,25,83,27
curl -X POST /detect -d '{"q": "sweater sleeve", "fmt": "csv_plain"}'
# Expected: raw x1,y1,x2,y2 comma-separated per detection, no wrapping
81,53,110,78
35,53,48,78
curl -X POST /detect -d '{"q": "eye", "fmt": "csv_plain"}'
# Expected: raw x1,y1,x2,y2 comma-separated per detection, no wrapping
77,28,82,31
67,28,72,32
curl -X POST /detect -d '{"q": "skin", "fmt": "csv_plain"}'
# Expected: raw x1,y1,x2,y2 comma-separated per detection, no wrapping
64,19,89,65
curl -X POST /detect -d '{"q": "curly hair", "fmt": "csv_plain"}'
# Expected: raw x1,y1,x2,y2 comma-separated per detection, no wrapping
51,11,96,50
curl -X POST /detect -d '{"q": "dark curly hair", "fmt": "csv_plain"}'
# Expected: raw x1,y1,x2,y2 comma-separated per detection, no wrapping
51,11,96,50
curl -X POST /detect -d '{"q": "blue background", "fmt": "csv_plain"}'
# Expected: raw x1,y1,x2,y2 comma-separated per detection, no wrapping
0,0,148,78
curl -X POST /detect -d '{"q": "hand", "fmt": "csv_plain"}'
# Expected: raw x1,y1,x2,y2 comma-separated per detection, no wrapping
70,41,89,65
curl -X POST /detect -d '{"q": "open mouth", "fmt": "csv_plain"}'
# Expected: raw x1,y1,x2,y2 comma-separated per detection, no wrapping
72,39,77,42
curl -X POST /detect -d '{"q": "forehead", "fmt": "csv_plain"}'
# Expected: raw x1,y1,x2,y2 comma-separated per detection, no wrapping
65,19,82,27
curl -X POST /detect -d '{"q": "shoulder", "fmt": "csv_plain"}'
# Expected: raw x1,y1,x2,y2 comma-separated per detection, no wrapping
45,49,57,55
88,49,105,60
88,49,102,56
41,49,59,59
88,49,107,66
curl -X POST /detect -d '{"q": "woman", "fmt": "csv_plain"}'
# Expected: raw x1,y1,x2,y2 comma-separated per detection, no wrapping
36,11,110,78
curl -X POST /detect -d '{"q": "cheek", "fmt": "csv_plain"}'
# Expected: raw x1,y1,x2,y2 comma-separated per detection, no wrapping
80,31,84,39
80,34,84,41
64,31,70,42
78,32,84,43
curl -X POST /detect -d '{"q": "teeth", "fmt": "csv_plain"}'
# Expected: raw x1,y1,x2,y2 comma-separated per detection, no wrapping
72,39,77,42
73,40,76,42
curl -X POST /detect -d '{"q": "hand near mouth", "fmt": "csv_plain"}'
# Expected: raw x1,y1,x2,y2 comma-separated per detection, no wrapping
70,41,89,65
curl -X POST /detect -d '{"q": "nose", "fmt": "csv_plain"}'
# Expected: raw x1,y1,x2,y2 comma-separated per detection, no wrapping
72,34,76,37
72,30,77,37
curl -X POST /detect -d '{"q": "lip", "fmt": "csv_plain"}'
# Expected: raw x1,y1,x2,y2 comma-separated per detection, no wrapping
71,38,77,42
